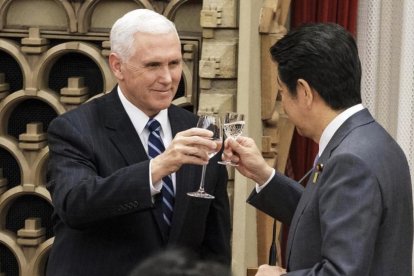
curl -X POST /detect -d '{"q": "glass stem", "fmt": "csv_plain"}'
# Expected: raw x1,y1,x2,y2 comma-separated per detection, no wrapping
199,164,207,192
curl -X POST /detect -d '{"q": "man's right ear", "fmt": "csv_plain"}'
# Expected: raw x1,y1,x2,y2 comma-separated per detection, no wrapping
296,78,315,109
109,53,124,80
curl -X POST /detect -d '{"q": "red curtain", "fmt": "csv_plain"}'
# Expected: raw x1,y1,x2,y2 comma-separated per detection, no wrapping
291,0,358,35
280,0,359,266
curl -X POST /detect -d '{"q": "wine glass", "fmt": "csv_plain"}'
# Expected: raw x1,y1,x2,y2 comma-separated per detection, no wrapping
218,112,245,166
187,114,223,199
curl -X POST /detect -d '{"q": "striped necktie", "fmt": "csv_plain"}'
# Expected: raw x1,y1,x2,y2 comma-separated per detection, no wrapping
147,118,174,229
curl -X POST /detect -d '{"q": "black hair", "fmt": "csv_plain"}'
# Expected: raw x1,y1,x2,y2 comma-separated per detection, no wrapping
270,23,362,110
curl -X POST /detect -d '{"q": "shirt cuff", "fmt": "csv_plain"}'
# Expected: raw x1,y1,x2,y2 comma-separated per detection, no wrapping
149,159,162,196
255,168,275,193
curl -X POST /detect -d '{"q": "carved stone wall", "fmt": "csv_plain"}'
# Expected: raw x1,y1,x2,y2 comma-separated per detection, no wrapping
0,1,207,275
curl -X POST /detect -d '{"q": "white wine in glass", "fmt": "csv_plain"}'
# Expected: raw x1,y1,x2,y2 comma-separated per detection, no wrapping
218,112,245,166
187,114,223,199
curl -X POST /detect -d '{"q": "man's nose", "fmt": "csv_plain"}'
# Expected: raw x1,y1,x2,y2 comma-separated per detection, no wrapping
158,66,172,83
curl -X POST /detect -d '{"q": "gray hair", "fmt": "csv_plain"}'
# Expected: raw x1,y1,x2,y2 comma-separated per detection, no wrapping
110,9,178,62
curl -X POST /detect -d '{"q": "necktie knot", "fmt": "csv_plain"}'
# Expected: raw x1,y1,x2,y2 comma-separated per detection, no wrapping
147,118,161,133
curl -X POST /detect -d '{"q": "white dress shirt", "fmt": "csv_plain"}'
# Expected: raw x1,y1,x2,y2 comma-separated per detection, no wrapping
318,103,364,157
117,87,176,196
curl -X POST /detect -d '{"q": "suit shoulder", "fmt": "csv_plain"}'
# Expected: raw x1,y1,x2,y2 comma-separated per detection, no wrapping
48,93,111,130
55,92,114,117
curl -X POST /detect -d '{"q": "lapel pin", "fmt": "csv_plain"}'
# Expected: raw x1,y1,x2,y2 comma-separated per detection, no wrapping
313,163,324,184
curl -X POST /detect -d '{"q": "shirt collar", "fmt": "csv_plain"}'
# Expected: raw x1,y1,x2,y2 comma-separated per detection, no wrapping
318,103,365,157
117,87,169,135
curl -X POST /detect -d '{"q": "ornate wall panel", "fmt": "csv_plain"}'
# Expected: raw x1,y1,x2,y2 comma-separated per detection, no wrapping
256,0,292,268
0,1,205,275
198,0,238,121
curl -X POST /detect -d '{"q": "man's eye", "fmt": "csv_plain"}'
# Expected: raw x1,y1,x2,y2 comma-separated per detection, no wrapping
147,63,161,69
169,61,181,67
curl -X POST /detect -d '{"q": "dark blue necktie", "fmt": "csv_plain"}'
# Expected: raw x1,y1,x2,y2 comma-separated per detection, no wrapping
147,119,174,229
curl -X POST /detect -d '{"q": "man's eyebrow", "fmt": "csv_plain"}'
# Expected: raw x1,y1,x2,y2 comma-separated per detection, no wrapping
145,61,161,65
143,59,181,66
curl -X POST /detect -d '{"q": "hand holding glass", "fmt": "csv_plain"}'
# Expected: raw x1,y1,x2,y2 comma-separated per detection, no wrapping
187,114,223,199
218,112,245,166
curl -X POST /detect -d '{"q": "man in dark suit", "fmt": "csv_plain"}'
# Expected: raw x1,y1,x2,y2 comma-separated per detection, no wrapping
223,23,412,276
46,9,231,276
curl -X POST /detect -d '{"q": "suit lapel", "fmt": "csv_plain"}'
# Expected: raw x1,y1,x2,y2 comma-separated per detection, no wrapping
103,89,148,165
286,109,375,268
167,108,200,240
103,88,169,241
285,167,320,267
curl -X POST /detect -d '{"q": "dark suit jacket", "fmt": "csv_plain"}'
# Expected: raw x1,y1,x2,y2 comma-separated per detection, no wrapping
248,109,413,275
46,88,231,276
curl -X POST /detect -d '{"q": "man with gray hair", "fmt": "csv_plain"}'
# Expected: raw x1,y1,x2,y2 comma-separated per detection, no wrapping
46,9,231,276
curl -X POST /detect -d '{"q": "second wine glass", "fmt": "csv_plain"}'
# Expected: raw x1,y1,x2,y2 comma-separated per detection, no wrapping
218,112,245,166
187,114,223,199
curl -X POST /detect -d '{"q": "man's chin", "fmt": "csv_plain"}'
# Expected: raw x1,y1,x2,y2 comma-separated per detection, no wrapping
154,101,173,112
